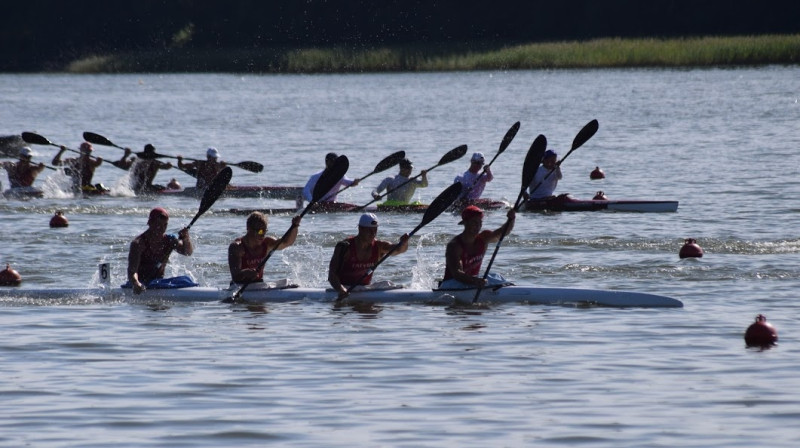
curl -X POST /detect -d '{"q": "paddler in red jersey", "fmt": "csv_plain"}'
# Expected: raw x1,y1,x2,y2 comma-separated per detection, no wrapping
440,205,515,289
328,213,409,300
0,146,46,188
228,211,302,284
127,207,194,294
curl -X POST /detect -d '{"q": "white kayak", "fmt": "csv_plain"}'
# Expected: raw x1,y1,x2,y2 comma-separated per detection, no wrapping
0,283,683,308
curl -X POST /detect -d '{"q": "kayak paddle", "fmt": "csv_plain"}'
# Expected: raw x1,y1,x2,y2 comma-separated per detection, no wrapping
83,131,264,173
459,121,520,200
527,119,599,197
353,144,468,211
341,181,463,299
227,155,350,302
473,134,547,304
187,166,233,230
327,150,405,200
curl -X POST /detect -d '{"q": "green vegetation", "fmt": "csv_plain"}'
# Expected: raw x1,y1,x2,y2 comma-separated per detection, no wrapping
67,34,800,74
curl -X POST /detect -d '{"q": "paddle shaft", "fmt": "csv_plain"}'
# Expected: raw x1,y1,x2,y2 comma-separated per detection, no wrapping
460,122,519,199
329,151,405,199
5,155,56,171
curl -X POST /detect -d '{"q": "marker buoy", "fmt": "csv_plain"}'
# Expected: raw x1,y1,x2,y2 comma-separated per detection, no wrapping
49,210,69,228
590,166,605,180
744,314,778,347
679,238,703,258
593,190,608,200
0,264,22,286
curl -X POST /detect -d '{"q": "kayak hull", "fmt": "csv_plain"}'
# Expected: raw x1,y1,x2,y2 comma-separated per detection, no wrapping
161,185,303,200
525,196,678,213
227,199,511,215
0,284,683,308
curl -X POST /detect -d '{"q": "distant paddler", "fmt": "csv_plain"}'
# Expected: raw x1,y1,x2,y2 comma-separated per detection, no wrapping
371,157,428,205
524,149,562,200
126,207,194,295
0,146,46,188
177,147,227,192
228,211,302,284
440,205,515,289
303,152,360,203
113,144,173,194
51,142,105,193
454,152,493,201
328,213,409,300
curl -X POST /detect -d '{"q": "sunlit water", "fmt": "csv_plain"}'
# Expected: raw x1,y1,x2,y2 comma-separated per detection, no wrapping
1,67,799,447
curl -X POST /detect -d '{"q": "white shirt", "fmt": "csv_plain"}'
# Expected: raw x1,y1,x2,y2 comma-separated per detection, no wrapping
303,169,355,202
528,165,562,199
454,168,493,200
373,174,427,203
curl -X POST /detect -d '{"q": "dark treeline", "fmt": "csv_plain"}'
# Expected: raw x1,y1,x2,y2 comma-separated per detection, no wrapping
2,0,799,71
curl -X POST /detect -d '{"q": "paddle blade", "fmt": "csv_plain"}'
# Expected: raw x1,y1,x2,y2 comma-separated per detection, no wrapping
21,132,52,146
438,144,468,165
313,155,349,202
572,119,599,150
418,182,463,230
522,135,547,190
189,166,233,228
373,151,406,173
498,121,521,153
83,131,116,147
235,161,264,173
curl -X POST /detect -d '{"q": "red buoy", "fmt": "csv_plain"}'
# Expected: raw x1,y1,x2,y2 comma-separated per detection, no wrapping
593,190,608,200
679,238,703,258
0,264,22,286
744,314,778,347
50,210,69,228
590,166,605,180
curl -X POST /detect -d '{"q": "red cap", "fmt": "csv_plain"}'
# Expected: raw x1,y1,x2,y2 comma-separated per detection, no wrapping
149,207,169,221
459,205,484,224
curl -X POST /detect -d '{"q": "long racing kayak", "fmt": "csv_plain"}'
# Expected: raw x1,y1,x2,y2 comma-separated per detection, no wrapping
160,185,303,201
525,195,678,213
0,283,683,308
227,198,511,215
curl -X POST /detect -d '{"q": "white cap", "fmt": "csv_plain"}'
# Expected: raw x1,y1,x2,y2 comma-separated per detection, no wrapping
207,147,220,159
358,213,379,228
471,152,485,163
20,146,32,157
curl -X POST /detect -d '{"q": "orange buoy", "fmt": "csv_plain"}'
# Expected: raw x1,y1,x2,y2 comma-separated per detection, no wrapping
49,210,69,228
593,190,608,200
590,166,605,180
744,314,778,347
679,238,703,258
0,264,22,286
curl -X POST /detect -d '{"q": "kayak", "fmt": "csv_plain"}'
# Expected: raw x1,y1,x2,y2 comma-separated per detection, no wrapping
159,185,303,201
525,195,678,213
0,283,683,308
2,186,45,199
227,198,511,215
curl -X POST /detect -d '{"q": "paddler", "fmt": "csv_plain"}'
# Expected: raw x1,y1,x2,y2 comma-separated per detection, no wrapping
228,211,302,284
525,149,562,200
303,152,359,203
51,142,104,192
177,147,227,192
113,144,173,194
0,146,46,188
371,157,428,205
454,152,493,201
440,205,515,289
126,207,194,294
328,213,409,299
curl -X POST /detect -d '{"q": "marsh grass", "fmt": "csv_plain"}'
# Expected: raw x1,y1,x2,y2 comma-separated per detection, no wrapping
67,34,800,73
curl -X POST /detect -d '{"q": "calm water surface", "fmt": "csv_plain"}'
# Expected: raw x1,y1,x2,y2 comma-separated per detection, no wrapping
1,67,799,447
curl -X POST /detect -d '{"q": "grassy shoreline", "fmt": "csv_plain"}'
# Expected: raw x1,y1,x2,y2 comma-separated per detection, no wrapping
67,34,800,73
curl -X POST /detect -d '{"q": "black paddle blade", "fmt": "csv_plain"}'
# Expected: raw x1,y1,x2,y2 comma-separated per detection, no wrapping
83,131,116,147
235,161,264,173
374,151,406,173
418,182,463,230
572,119,599,150
522,135,547,190
188,166,233,228
21,132,52,145
439,144,468,165
498,122,521,153
313,155,349,202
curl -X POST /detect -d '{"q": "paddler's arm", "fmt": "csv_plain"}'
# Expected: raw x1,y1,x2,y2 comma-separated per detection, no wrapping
486,209,515,243
127,238,146,294
274,215,302,250
52,146,68,166
328,241,350,299
445,238,486,287
175,227,193,256
419,170,428,187
379,234,409,258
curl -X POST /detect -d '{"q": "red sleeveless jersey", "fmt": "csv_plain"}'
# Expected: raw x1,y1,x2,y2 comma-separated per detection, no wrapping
442,233,487,281
338,236,379,286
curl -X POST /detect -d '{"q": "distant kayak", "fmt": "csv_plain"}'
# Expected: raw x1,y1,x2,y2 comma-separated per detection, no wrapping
525,194,678,213
159,185,303,201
